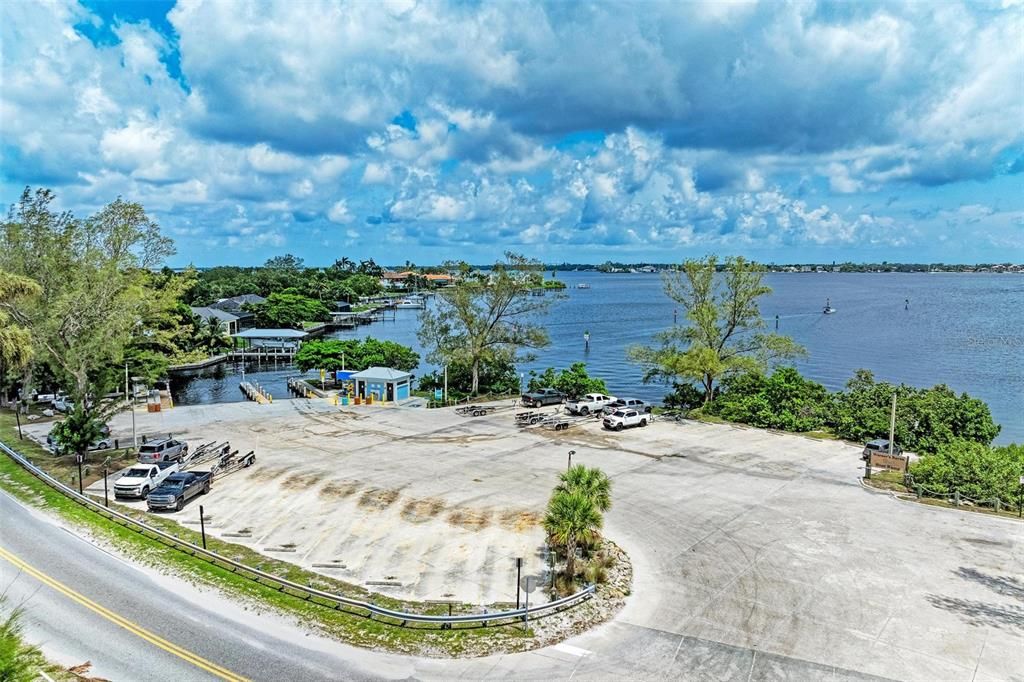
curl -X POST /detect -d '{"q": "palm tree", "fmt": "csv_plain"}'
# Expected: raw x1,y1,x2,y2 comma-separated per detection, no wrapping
0,270,41,371
556,465,612,512
543,490,603,580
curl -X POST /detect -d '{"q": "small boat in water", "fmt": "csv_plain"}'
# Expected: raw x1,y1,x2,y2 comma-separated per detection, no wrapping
823,298,836,315
396,295,426,309
577,283,591,289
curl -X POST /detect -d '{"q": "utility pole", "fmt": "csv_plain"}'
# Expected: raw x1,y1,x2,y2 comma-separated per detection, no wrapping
443,365,448,405
126,363,137,448
14,407,23,440
888,392,897,456
76,454,84,495
103,467,109,508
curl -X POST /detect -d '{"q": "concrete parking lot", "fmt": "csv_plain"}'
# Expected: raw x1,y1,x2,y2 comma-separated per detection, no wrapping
29,397,1023,679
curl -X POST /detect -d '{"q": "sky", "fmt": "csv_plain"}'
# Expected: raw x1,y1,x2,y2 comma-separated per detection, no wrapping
1,0,1022,267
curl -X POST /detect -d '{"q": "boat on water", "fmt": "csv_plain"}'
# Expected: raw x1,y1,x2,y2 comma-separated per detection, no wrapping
577,282,591,289
823,298,836,315
396,295,426,309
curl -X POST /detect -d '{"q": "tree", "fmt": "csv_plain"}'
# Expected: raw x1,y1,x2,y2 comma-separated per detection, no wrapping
48,404,107,459
264,254,305,271
0,270,40,373
543,490,603,581
294,338,419,373
344,273,382,298
711,366,832,432
357,258,383,278
527,362,608,399
416,356,520,398
0,188,176,405
830,370,1000,453
556,465,612,513
418,253,556,394
331,257,356,273
248,293,330,329
911,440,1024,505
628,255,804,405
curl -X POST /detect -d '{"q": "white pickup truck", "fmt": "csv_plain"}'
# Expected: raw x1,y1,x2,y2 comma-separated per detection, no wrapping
114,462,180,499
602,408,650,431
565,393,617,416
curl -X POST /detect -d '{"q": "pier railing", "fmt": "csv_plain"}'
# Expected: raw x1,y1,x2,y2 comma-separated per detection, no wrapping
0,438,595,627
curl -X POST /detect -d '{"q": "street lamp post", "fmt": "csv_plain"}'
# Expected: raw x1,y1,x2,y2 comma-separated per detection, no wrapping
567,449,575,472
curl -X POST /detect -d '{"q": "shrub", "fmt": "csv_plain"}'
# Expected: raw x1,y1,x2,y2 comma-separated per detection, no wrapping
526,362,608,399
911,440,1024,505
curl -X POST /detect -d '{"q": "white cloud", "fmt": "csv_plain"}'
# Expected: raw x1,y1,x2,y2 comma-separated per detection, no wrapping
247,143,302,174
327,199,354,224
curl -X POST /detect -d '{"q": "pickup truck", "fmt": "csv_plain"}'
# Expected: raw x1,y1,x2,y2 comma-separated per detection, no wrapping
601,397,650,415
565,393,617,416
146,471,211,512
114,462,179,499
520,388,566,408
603,408,650,431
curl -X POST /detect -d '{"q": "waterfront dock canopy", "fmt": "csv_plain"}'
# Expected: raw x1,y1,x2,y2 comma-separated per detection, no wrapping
232,328,308,350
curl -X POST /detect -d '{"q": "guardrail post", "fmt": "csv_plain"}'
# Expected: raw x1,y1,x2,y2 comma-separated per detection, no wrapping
954,490,960,507
994,498,1001,513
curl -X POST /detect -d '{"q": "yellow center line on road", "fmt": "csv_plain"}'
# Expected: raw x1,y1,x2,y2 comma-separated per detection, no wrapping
0,545,249,682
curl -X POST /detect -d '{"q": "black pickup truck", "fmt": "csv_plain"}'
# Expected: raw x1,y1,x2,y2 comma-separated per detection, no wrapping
146,471,212,512
520,388,566,407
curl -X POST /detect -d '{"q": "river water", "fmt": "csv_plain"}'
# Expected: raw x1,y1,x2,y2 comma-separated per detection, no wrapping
170,272,1023,444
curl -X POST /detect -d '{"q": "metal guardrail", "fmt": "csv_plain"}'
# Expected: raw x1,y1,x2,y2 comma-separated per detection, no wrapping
0,439,595,626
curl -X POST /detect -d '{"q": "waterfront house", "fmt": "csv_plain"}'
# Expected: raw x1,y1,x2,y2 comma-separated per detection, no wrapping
380,272,409,289
211,294,266,329
424,273,454,286
189,306,241,335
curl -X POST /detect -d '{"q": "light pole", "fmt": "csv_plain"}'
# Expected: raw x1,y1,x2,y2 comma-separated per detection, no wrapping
567,449,575,471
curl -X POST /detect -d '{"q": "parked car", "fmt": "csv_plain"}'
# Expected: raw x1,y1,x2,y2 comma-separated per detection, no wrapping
50,396,74,413
520,388,566,408
862,439,902,461
46,424,112,453
146,471,212,512
602,409,650,431
565,393,617,416
602,398,650,415
137,438,188,464
114,462,180,499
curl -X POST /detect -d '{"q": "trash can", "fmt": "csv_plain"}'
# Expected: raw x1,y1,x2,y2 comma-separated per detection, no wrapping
354,396,362,405
341,396,349,406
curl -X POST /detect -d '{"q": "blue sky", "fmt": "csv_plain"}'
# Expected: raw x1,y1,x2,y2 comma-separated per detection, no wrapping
1,1,1022,267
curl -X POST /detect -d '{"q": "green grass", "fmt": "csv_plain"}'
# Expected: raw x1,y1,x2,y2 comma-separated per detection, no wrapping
0,411,541,656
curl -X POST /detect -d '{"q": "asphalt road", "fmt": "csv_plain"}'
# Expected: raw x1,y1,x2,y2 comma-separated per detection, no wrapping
0,490,395,682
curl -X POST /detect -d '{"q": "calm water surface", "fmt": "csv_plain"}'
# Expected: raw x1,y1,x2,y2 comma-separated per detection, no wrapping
172,273,1023,444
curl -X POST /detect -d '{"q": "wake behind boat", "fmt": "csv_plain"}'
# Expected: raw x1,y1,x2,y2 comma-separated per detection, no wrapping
823,298,836,314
